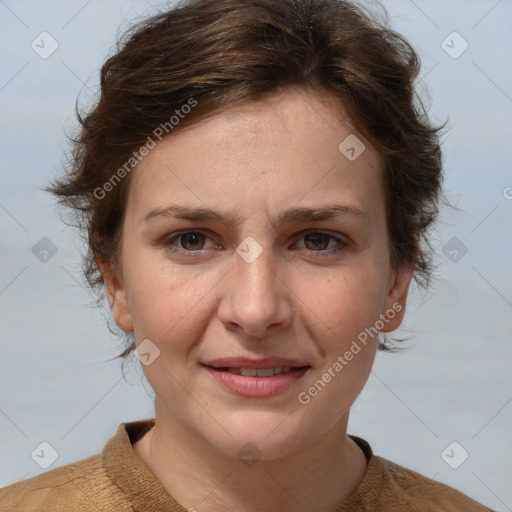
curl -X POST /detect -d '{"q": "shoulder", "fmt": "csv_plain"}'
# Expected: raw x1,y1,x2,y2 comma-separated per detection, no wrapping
373,456,495,512
0,454,131,512
339,436,495,512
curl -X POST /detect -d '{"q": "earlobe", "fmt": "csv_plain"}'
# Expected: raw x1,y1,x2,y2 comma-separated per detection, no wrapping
381,265,414,333
97,257,134,332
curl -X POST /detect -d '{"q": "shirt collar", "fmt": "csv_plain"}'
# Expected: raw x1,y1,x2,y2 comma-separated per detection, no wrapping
101,418,382,512
102,418,187,512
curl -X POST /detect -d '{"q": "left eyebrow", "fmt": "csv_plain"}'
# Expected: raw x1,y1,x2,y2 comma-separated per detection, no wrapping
143,203,369,229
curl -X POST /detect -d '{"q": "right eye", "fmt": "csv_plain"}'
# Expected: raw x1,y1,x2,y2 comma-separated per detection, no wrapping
163,230,215,255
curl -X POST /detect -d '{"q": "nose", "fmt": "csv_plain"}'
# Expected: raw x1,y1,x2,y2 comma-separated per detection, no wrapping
217,243,294,338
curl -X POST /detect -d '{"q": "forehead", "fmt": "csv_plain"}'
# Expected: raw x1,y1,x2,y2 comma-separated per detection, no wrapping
126,89,384,223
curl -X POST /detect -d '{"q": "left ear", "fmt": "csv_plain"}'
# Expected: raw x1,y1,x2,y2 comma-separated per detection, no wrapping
380,265,414,332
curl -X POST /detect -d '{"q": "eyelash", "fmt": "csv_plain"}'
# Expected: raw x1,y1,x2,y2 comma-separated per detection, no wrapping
163,230,348,258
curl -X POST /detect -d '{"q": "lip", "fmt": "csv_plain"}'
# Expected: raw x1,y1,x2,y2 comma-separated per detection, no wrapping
201,357,311,397
202,356,310,369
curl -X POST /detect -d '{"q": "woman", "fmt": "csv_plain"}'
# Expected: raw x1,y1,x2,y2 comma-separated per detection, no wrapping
0,0,496,510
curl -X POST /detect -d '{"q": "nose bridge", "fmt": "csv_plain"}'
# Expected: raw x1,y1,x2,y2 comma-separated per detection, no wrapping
237,238,277,297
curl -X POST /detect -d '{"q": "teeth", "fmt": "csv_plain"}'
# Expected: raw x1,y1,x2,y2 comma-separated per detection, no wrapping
235,366,294,377
239,367,258,376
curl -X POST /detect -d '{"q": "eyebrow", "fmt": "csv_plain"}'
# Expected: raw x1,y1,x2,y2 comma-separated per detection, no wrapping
143,203,368,228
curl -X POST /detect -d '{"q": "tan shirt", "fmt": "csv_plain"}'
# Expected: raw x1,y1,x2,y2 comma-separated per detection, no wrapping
0,418,495,512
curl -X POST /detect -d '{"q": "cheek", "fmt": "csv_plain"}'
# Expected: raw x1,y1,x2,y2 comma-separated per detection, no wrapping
124,253,217,348
300,266,386,347
292,269,382,404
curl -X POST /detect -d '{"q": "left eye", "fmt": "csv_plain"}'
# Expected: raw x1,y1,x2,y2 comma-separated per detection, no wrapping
298,232,342,252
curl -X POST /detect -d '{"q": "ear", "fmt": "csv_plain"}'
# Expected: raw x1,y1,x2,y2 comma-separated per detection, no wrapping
380,264,414,333
97,256,134,332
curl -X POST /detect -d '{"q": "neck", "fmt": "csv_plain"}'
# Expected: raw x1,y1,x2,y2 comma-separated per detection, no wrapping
133,398,368,512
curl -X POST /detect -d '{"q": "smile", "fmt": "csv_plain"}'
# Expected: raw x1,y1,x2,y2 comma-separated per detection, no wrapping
215,366,296,377
202,364,311,397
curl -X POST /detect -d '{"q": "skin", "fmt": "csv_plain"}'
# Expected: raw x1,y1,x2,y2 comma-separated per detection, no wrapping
101,88,413,512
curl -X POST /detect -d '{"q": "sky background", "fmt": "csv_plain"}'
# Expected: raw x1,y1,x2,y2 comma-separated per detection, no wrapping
0,0,511,510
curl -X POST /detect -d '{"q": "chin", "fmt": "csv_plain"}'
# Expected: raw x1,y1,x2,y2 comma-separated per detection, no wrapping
202,414,308,463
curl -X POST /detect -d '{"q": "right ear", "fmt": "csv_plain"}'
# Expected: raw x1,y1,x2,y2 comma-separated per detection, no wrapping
97,256,134,332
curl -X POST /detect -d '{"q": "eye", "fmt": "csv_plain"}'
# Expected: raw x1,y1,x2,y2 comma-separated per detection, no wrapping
162,229,348,258
296,231,348,257
164,230,214,255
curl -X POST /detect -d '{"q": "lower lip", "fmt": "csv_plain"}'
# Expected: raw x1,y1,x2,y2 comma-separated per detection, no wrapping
202,365,310,397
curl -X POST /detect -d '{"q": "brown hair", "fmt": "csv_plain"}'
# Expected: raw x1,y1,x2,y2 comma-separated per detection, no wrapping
47,0,447,357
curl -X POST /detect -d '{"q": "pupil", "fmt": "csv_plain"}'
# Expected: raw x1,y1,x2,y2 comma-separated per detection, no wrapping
307,233,327,250
183,233,203,250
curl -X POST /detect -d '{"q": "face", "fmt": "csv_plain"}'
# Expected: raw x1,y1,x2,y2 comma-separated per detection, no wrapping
103,88,412,461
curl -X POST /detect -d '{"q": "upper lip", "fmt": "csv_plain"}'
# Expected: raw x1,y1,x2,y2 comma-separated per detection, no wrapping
202,357,310,369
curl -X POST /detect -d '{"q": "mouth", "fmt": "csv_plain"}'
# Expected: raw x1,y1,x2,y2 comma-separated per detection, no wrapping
204,365,309,377
201,359,311,397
